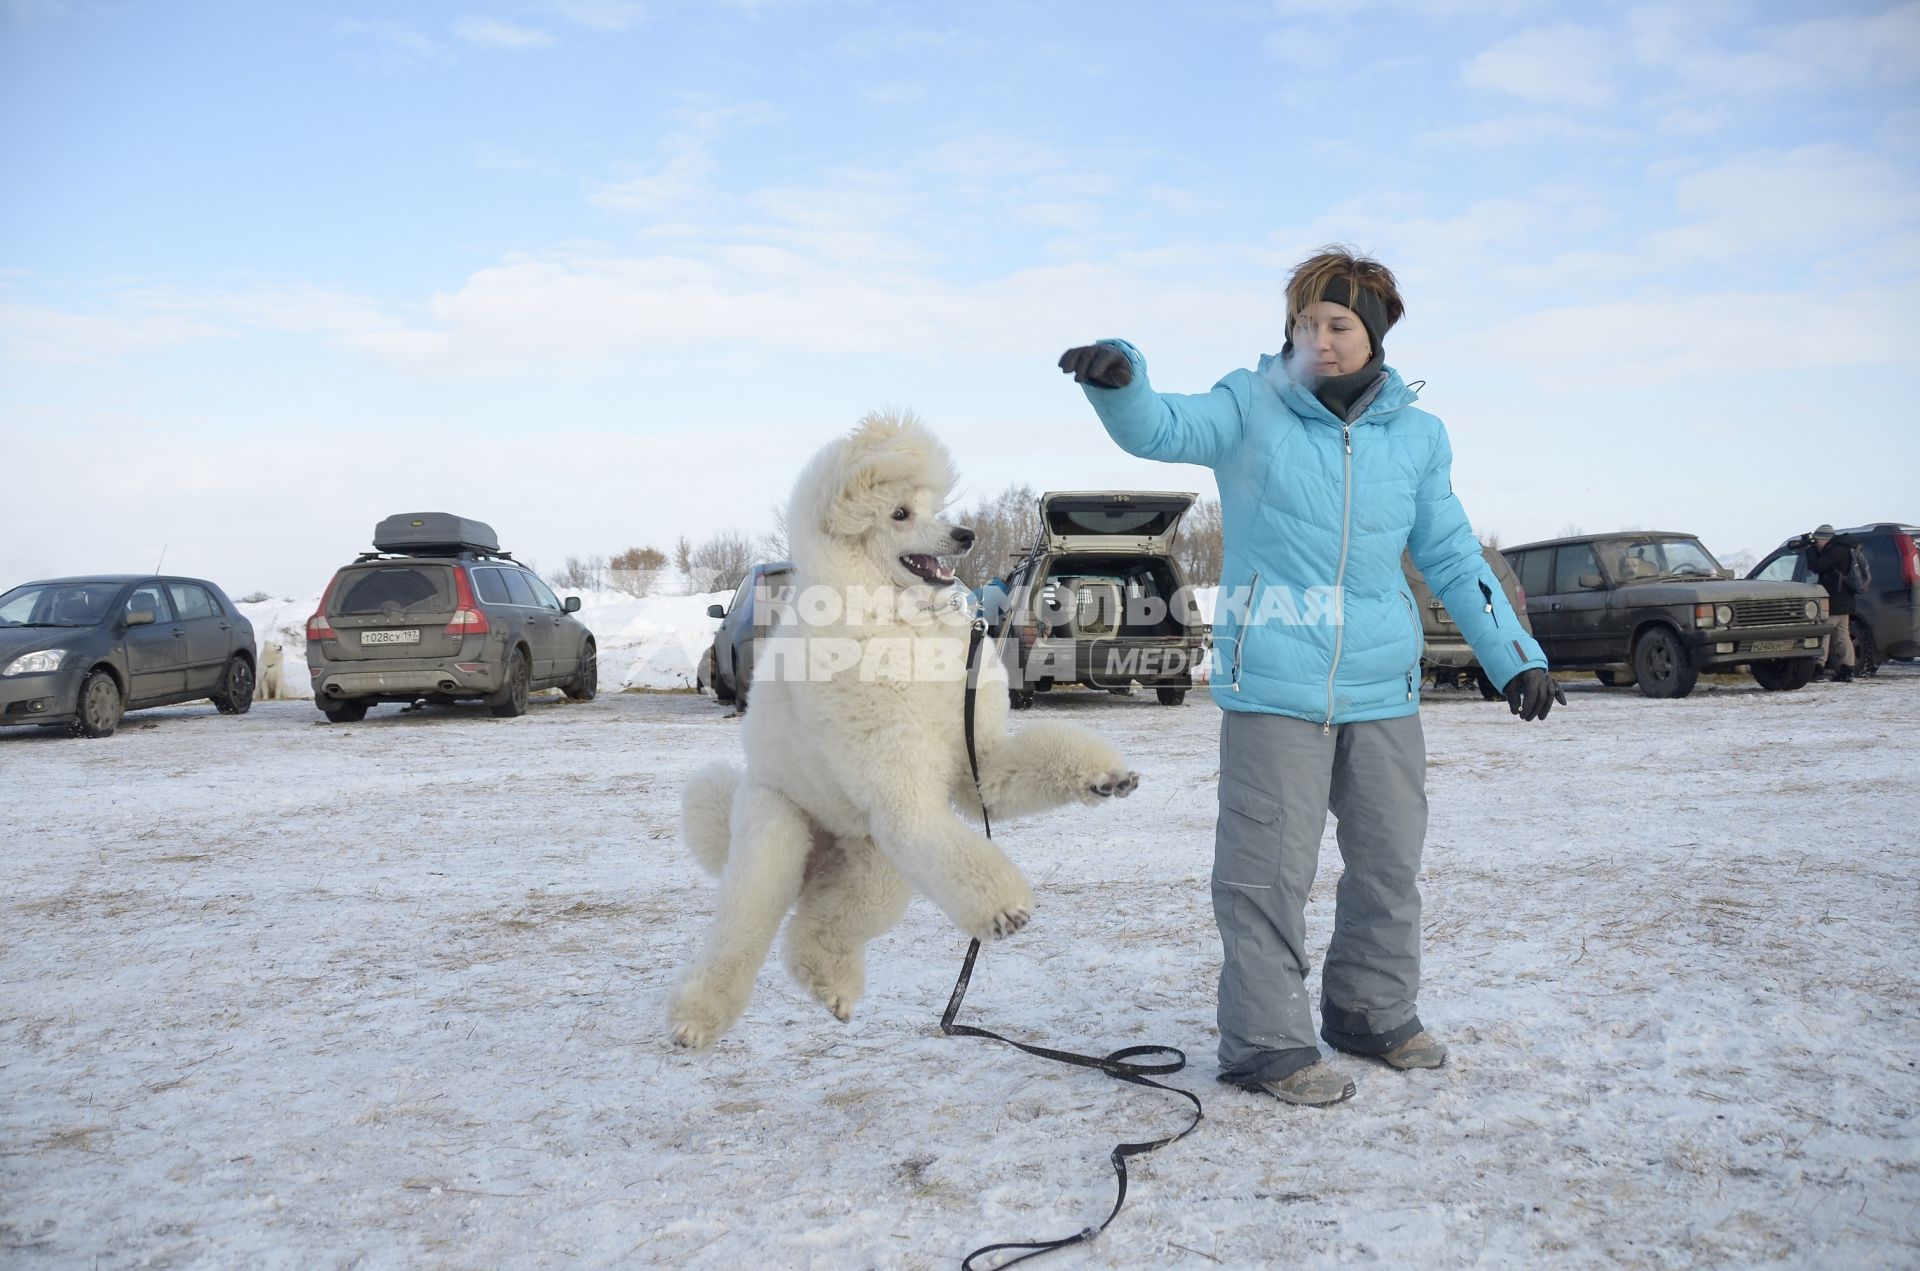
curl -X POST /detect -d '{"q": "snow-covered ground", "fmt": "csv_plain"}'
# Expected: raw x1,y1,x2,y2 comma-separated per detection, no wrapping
4,668,1918,1268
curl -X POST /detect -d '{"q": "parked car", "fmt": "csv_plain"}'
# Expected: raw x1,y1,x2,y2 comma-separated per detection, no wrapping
987,491,1208,708
1500,532,1831,697
1748,522,1919,676
701,561,794,709
0,575,257,737
305,514,596,723
1402,545,1532,700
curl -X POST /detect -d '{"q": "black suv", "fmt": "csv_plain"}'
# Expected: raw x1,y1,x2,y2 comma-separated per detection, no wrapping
985,491,1208,708
306,514,597,722
1501,532,1831,697
1748,522,1918,676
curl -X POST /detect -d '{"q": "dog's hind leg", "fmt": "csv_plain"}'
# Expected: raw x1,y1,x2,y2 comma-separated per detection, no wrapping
782,836,910,1022
668,781,812,1049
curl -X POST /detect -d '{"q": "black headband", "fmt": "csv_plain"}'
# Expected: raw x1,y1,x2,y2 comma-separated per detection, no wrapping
1291,276,1392,354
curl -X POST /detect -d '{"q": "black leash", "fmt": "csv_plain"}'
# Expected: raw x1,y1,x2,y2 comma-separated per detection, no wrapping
943,617,1204,1270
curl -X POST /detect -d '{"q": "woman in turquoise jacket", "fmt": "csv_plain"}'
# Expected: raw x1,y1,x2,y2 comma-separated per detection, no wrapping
1060,247,1564,1106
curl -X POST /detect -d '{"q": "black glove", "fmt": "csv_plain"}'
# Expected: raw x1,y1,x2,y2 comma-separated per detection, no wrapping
1058,344,1133,389
1503,668,1566,722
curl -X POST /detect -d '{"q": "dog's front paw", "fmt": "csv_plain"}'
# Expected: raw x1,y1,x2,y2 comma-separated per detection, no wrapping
669,1018,716,1050
985,905,1031,940
1088,769,1141,799
667,980,733,1051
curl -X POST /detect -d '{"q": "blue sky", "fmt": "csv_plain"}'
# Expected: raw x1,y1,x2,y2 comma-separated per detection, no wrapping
3,0,1916,595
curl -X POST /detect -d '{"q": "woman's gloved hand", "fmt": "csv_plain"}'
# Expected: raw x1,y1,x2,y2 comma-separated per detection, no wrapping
1503,667,1567,721
1057,344,1133,388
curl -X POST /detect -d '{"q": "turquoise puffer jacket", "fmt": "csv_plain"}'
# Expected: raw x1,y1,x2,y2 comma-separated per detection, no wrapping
1084,338,1545,725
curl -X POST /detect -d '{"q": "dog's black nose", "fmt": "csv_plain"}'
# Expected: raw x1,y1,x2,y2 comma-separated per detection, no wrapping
950,525,976,550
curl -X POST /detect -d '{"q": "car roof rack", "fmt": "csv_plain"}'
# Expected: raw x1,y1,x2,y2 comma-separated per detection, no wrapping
351,547,518,563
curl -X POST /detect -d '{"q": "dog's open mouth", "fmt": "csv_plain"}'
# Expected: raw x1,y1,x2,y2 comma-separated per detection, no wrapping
898,553,956,585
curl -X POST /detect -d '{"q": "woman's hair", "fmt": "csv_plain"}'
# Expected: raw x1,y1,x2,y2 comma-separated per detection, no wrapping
1285,246,1405,335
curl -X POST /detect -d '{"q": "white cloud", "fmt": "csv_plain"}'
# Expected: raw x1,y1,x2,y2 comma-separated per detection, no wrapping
454,17,557,49
0,303,225,366
334,19,454,69
1629,2,1920,97
1645,145,1920,266
1462,24,1616,108
833,26,966,56
590,101,782,218
1418,112,1635,148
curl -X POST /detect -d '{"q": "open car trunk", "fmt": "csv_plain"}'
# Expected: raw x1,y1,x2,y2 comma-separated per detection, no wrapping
1041,491,1195,555
1034,557,1200,637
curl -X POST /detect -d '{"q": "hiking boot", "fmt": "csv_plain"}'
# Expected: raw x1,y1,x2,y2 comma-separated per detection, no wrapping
1834,667,1856,683
1381,1031,1449,1070
1251,1062,1356,1107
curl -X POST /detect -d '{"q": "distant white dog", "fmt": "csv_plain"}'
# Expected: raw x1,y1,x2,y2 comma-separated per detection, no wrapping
668,410,1140,1049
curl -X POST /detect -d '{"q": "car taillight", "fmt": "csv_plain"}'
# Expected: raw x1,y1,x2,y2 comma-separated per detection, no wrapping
1897,531,1918,587
446,567,490,636
306,573,340,641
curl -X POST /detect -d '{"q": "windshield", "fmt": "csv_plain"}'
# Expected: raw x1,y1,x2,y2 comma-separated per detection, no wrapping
1598,538,1722,582
0,582,118,628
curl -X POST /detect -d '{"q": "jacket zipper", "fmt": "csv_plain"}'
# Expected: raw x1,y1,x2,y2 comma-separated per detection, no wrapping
1479,579,1499,625
1398,589,1420,700
1230,571,1260,692
1323,424,1354,733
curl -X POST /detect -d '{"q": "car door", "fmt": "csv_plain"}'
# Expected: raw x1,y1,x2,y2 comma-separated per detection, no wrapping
1509,549,1561,658
1544,544,1611,664
121,582,189,702
499,569,555,679
166,580,231,693
523,573,574,680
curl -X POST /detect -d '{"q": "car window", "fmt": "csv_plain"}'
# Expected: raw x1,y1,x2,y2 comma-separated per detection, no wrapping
471,567,511,605
336,565,455,615
523,572,564,611
0,583,115,627
127,584,175,622
1860,537,1898,591
166,582,221,620
726,573,754,615
1553,544,1603,592
1515,549,1552,598
501,570,540,608
1752,551,1801,583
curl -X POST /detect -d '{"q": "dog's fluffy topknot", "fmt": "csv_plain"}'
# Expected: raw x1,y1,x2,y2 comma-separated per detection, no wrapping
788,409,958,567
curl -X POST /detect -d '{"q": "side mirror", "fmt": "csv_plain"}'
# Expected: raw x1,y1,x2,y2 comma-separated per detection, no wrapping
126,610,156,627
707,604,726,619
1578,574,1603,589
563,596,581,613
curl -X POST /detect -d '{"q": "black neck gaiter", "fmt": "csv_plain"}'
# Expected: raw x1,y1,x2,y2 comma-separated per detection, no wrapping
1308,349,1386,420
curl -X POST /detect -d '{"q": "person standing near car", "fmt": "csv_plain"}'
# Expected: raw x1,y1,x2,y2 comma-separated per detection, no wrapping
1805,524,1867,682
1057,246,1564,1107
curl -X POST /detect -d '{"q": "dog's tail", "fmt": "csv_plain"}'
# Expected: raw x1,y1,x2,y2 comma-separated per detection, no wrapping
681,761,739,877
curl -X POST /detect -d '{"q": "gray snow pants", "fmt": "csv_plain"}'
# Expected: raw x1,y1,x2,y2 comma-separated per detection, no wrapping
1212,709,1429,1086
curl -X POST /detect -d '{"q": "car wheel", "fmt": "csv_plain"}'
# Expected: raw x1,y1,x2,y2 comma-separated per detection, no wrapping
72,668,123,738
1156,687,1187,706
1751,658,1816,691
488,647,532,718
564,642,598,701
321,699,370,723
711,648,736,704
1852,621,1881,678
1633,627,1698,699
1009,689,1035,710
211,655,255,714
1473,669,1504,701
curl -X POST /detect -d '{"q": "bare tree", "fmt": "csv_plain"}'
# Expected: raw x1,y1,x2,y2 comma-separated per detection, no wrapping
759,502,790,562
550,553,608,591
609,545,670,597
1172,497,1224,586
951,483,1041,589
1477,527,1504,551
686,531,758,594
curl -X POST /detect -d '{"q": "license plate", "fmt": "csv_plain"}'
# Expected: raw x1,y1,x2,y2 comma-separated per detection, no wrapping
1748,639,1791,653
360,629,420,646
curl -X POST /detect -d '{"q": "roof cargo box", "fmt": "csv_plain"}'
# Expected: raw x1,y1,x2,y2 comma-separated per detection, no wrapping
372,513,501,555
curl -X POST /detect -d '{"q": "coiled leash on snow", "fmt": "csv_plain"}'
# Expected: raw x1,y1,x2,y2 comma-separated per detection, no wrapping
941,617,1204,1270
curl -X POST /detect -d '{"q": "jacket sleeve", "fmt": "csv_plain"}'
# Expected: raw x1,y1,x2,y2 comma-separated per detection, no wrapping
1406,421,1546,693
1079,338,1247,469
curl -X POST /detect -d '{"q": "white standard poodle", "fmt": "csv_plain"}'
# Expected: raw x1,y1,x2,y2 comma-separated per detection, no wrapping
668,409,1141,1049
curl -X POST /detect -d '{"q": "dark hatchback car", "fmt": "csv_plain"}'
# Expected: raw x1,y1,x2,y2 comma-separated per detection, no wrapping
701,561,794,709
987,491,1208,708
1502,532,1830,697
306,514,596,723
0,575,257,737
1749,522,1919,676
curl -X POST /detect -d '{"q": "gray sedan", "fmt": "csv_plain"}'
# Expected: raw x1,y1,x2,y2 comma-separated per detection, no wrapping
0,575,258,738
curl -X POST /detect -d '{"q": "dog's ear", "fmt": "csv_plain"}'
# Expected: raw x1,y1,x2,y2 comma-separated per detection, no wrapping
825,454,900,539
